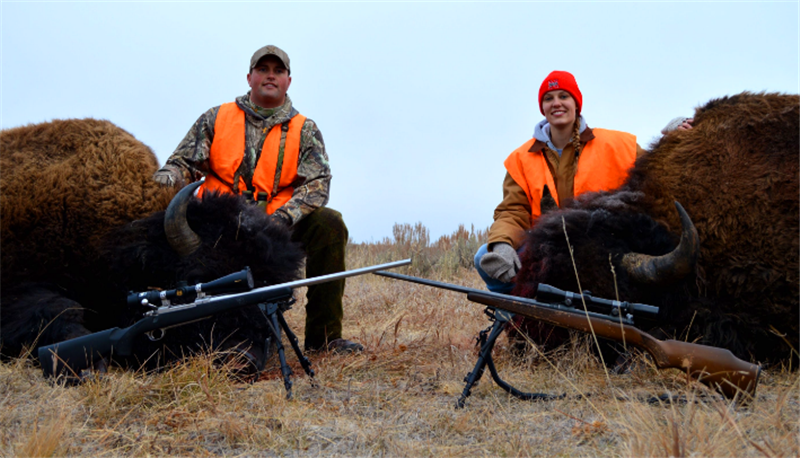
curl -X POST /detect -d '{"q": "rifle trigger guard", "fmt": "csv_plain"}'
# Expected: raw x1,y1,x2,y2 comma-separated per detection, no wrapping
146,328,166,341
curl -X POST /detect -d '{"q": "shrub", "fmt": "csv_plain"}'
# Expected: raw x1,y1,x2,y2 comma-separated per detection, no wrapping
347,223,487,279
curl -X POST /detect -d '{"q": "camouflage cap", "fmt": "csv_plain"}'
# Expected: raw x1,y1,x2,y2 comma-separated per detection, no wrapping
250,45,291,74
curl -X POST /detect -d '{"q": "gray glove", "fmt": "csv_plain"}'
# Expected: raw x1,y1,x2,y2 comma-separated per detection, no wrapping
661,116,692,135
480,243,521,283
152,166,184,188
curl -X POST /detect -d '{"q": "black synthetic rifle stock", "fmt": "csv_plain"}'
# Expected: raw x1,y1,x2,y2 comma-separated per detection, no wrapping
375,271,760,403
38,259,411,379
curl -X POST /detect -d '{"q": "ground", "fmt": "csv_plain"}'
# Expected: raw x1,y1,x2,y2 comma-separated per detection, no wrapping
1,230,798,457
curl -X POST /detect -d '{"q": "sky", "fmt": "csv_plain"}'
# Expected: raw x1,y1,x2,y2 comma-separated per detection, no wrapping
2,1,798,243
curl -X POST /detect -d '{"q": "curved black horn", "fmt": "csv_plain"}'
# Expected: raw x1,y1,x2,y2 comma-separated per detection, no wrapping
620,201,699,285
164,181,203,258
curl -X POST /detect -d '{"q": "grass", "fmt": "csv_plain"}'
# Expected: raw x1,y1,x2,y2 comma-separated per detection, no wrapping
1,223,798,457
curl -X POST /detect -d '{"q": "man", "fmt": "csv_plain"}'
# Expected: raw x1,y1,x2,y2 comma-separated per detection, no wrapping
154,45,362,353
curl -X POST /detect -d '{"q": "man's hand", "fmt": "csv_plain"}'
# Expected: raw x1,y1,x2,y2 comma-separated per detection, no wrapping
152,166,184,188
480,243,521,283
269,212,292,228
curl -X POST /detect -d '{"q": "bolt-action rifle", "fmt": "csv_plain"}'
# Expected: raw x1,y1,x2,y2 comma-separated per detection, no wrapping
375,271,760,408
38,259,411,397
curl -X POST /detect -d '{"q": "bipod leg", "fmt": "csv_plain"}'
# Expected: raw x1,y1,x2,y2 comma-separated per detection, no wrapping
481,310,564,402
263,302,294,399
275,306,316,387
456,309,507,409
484,344,564,402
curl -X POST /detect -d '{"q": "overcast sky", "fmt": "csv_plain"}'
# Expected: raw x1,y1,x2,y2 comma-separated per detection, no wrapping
2,1,798,242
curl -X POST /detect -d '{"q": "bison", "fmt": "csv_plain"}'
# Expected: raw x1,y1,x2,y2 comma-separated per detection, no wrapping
512,92,799,366
1,118,305,372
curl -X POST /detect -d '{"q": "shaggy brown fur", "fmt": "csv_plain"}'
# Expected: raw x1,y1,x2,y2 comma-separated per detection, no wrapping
513,92,799,364
0,118,176,289
628,92,799,343
0,118,305,371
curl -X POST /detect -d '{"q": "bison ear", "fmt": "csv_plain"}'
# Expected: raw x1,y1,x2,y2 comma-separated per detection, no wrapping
541,185,558,215
620,201,699,285
164,181,203,257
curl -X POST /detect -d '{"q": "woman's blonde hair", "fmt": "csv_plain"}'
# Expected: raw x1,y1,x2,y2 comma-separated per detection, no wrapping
543,119,582,158
571,119,582,157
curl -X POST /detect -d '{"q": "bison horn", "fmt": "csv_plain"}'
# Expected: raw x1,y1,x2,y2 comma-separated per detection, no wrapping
620,201,699,285
164,181,203,257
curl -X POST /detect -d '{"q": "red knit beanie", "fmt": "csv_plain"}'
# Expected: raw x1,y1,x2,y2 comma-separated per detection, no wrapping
538,71,582,115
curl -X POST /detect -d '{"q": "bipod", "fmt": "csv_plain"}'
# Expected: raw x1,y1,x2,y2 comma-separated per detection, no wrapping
456,307,564,409
259,299,316,399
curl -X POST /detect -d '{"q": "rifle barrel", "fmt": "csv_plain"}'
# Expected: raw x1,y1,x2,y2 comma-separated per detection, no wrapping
278,259,411,290
375,270,633,324
375,271,485,295
146,259,413,319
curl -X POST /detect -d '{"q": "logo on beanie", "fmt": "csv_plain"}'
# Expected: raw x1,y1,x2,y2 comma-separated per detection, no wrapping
548,80,560,89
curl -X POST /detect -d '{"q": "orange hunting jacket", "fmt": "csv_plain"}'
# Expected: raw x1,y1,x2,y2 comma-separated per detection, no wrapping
489,127,643,248
200,102,307,215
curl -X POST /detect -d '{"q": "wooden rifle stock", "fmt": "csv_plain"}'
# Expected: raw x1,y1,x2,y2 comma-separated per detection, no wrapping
374,271,760,401
468,291,760,399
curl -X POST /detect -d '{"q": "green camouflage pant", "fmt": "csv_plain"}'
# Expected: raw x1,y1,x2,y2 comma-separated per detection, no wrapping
291,207,348,350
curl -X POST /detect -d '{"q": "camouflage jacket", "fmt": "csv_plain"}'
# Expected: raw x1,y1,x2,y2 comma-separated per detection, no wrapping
159,93,330,226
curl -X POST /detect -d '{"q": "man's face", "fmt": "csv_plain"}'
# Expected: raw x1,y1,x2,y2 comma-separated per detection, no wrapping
247,56,292,109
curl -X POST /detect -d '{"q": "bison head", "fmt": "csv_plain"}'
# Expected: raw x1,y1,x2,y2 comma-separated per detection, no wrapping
101,181,304,293
511,92,800,366
512,191,701,349
87,182,306,370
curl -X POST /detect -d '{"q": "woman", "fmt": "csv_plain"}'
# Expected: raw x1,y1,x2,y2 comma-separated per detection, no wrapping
474,71,646,293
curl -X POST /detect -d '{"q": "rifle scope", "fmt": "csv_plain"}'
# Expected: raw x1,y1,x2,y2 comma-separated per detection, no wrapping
535,283,659,318
127,267,254,308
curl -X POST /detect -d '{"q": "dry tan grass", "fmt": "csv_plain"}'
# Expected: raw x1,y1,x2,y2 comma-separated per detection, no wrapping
2,225,798,456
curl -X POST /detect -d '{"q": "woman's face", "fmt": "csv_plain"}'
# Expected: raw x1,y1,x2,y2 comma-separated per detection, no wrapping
541,90,577,129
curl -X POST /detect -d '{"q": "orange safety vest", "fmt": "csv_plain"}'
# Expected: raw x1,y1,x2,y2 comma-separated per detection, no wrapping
200,102,307,215
504,128,637,220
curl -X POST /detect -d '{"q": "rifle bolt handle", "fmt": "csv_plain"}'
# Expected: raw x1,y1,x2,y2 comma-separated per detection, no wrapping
140,298,157,309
